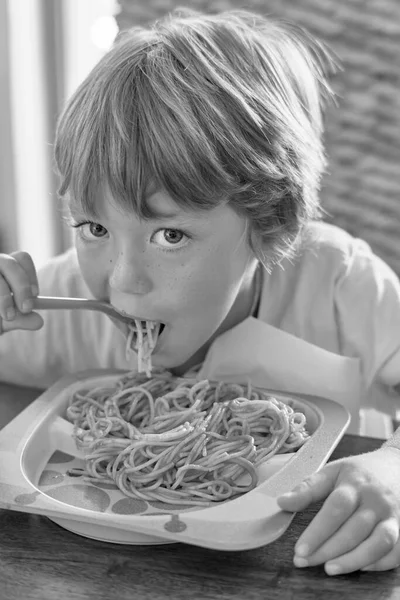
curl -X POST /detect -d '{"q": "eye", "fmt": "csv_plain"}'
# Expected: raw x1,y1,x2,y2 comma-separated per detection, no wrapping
86,223,108,238
72,221,109,240
152,228,188,249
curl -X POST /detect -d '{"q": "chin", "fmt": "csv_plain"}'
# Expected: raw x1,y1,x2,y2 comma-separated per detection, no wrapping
150,344,202,373
150,351,186,369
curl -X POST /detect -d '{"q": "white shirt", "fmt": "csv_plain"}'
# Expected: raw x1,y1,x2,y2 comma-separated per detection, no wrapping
1,221,399,431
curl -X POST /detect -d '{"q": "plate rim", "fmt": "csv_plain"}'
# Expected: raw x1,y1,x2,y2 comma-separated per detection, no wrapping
0,368,351,546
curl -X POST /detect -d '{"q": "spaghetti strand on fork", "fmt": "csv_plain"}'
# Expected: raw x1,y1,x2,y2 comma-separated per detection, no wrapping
125,320,161,376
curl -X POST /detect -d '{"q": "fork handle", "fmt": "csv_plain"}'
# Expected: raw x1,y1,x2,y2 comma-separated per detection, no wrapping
33,296,101,311
32,296,135,326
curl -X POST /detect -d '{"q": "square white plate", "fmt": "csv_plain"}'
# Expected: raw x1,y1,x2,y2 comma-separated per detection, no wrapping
0,369,350,550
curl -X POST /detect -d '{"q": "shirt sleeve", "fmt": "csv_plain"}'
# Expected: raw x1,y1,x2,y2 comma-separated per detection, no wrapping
333,236,400,388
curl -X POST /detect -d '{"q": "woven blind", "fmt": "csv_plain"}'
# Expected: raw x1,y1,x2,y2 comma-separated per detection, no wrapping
116,0,400,275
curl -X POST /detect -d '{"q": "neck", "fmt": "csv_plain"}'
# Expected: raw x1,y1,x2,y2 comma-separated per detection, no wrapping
172,262,260,376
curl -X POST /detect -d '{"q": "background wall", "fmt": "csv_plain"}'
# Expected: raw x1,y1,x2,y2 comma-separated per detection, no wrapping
0,0,17,254
0,0,116,265
116,0,400,274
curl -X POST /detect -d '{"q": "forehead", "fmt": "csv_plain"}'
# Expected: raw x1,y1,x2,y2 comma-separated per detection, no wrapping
68,185,182,218
144,191,191,219
68,185,219,221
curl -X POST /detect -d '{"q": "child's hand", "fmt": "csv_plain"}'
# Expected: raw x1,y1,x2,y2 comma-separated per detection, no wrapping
0,251,43,334
277,447,400,575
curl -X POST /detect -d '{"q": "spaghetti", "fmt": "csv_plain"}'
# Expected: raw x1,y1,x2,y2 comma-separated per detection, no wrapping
125,320,161,377
66,370,310,505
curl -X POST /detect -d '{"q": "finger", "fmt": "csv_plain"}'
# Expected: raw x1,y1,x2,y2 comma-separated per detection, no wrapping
10,251,39,296
323,517,399,576
0,254,35,314
1,311,44,334
361,538,400,571
277,465,339,512
295,505,376,567
293,484,359,560
0,293,15,322
0,272,17,321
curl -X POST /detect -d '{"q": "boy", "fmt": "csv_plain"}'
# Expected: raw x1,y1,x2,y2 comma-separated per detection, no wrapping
1,8,400,575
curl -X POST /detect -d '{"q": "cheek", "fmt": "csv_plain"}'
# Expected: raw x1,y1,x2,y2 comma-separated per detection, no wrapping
76,243,108,298
168,246,251,315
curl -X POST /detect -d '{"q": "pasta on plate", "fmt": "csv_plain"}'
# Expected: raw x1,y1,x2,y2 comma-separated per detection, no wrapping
65,370,310,506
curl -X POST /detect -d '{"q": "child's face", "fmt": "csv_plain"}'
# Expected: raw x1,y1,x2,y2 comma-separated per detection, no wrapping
71,187,257,370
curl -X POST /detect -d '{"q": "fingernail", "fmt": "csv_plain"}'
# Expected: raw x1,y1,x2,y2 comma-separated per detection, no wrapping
286,483,306,495
6,307,15,320
280,492,295,499
22,299,33,312
31,284,38,297
294,556,309,568
295,544,309,557
325,563,341,576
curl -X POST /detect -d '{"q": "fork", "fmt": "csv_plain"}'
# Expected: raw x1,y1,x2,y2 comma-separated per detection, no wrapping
32,296,136,326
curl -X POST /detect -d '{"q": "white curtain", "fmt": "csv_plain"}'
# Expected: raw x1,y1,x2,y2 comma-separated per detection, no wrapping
2,0,116,268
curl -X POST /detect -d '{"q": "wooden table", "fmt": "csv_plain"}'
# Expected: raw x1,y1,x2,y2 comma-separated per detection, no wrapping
0,383,399,600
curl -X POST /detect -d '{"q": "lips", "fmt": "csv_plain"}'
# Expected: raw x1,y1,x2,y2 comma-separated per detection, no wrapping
116,308,165,331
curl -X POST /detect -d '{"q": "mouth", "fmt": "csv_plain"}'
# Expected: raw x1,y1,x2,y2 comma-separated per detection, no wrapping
112,311,166,351
127,320,166,349
125,319,166,376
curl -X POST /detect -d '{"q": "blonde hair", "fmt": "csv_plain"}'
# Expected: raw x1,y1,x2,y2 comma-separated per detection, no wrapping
55,8,336,266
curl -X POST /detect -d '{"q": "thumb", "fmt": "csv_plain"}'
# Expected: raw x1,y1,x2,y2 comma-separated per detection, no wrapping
277,463,340,512
1,311,44,334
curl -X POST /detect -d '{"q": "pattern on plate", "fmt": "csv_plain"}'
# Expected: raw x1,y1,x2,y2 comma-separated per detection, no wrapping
36,454,209,515
39,470,65,486
0,482,39,505
48,451,75,464
44,484,111,512
164,515,187,533
111,498,147,514
35,451,292,516
14,492,40,505
148,500,198,512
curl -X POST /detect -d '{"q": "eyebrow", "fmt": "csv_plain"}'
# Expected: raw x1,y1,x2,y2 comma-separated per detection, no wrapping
68,199,197,223
148,208,184,221
67,201,98,218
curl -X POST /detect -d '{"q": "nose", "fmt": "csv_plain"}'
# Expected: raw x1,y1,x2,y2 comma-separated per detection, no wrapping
108,250,152,296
